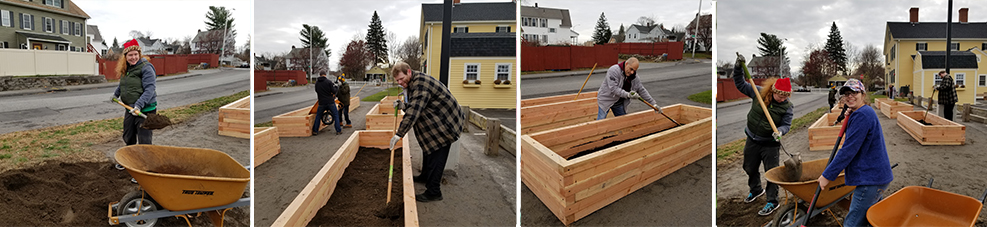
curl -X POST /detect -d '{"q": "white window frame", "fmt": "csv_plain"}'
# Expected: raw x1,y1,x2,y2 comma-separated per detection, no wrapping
979,74,986,86
496,26,510,33
464,63,479,81
951,42,959,51
1,10,9,27
453,26,468,33
44,17,53,33
539,18,547,27
22,13,31,30
74,22,81,36
935,74,943,85
549,28,556,33
495,63,512,81
61,20,67,34
955,73,965,86
982,42,987,51
57,44,65,51
521,17,529,26
916,42,927,51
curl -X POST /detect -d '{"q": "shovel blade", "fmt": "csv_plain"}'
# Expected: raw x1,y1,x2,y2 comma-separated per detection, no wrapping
782,153,803,182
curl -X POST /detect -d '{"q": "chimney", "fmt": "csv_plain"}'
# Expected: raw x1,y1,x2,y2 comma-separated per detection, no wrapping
453,0,460,4
960,8,969,23
910,7,919,23
535,3,538,8
291,45,295,49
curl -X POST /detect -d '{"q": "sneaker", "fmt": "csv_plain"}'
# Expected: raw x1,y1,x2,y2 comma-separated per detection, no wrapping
114,164,125,170
758,202,779,216
312,131,319,136
130,178,138,184
415,193,443,202
744,190,764,203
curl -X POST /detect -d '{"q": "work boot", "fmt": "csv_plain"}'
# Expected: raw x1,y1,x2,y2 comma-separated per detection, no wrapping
312,131,319,136
415,193,442,202
335,131,343,135
344,124,352,128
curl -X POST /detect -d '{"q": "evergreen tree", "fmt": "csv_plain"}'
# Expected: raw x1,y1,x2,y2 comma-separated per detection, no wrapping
824,22,847,75
365,11,388,64
592,12,612,45
205,6,236,38
300,24,331,57
615,24,626,43
111,38,119,49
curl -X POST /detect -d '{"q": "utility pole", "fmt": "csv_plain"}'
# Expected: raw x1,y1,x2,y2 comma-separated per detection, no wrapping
219,8,234,70
945,0,952,76
309,26,313,84
778,38,787,78
439,0,452,86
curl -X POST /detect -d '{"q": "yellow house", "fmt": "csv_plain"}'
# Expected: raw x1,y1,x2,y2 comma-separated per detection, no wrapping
420,1,516,109
884,7,987,105
366,65,387,82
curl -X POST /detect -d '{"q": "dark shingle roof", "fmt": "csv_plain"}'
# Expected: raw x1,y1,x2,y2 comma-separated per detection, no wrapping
918,51,979,69
449,32,515,57
17,31,69,42
422,2,515,22
520,5,572,27
86,25,102,41
887,22,987,39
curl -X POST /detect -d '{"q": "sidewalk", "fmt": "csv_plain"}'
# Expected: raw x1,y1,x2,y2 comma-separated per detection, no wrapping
521,58,707,80
0,69,219,98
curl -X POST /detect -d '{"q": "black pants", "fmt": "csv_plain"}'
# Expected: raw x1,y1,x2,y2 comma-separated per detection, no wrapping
340,104,351,125
421,143,451,197
122,109,155,145
943,103,955,121
743,136,779,203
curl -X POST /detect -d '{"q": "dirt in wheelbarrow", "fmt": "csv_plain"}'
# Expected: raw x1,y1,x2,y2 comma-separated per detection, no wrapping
309,147,404,226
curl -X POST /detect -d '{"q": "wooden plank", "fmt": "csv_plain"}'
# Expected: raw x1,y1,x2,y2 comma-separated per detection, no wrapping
273,106,326,137
218,96,251,139
896,111,965,145
366,104,405,131
521,91,599,107
499,125,517,156
401,136,419,227
520,97,605,135
253,127,281,168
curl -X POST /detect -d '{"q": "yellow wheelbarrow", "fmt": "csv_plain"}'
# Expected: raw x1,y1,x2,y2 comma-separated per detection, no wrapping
867,179,987,227
764,158,856,227
107,145,250,227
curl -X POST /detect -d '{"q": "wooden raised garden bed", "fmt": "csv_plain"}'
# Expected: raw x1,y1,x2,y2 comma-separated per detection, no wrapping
519,92,612,135
272,103,326,137
896,111,966,145
366,103,405,131
521,91,599,107
347,96,360,112
807,112,846,151
218,96,250,138
879,101,913,119
273,130,417,226
253,127,281,168
520,104,711,225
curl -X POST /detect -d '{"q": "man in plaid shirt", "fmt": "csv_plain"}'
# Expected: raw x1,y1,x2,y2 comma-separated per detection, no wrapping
389,62,465,202
935,70,958,121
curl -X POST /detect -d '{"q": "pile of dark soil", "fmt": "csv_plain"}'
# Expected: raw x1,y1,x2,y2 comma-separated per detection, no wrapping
917,120,933,126
310,147,404,226
0,161,132,225
716,197,844,227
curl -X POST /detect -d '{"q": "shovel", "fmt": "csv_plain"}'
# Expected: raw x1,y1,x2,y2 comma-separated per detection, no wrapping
919,89,937,125
113,98,172,130
637,97,681,126
737,52,802,181
800,104,852,227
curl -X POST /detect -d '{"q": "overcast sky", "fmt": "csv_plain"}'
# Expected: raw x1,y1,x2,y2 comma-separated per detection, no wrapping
76,0,252,49
716,0,987,73
521,0,712,43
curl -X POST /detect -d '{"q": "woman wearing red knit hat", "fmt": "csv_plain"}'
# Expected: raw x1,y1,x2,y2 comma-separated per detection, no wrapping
112,39,158,147
732,56,794,216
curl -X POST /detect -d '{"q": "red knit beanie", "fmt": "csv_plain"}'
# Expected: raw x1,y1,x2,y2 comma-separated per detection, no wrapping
773,78,792,96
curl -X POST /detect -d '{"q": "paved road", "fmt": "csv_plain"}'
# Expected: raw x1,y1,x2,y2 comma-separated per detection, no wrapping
253,82,390,124
715,90,829,146
521,61,713,111
0,69,249,134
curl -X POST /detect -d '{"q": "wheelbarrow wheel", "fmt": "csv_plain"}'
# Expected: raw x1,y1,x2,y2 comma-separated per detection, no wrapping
772,203,807,227
118,191,159,227
320,104,342,126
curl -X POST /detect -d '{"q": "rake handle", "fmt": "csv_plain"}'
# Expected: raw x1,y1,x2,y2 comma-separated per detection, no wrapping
574,63,598,100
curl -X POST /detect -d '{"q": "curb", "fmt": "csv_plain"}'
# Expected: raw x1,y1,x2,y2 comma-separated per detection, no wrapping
0,73,203,98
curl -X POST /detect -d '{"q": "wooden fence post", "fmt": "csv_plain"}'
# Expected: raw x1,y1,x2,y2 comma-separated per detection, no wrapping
963,103,972,122
485,118,501,157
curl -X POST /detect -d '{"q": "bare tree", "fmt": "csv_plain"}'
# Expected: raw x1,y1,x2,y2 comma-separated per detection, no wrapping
193,30,236,56
385,31,399,65
636,16,657,26
397,36,422,70
852,44,885,90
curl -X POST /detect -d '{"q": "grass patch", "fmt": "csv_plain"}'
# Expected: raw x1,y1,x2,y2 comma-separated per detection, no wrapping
868,92,888,104
688,90,713,104
0,90,249,173
255,121,274,127
685,52,713,59
361,87,403,102
716,106,829,162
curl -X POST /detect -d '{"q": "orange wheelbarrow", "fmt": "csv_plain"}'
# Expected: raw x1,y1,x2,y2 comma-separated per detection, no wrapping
764,158,858,227
107,145,250,227
867,179,987,227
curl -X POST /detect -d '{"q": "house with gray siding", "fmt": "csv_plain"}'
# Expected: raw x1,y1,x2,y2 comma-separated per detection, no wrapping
0,0,89,51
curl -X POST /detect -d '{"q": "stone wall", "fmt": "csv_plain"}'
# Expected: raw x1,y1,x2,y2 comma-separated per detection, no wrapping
0,75,106,91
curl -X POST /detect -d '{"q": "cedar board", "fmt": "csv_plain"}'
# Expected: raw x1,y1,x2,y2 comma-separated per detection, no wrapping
218,96,250,138
253,127,281,168
896,111,966,145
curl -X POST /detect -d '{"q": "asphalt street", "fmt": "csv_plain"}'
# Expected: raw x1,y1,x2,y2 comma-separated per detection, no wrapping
0,68,249,134
520,61,713,111
715,90,829,146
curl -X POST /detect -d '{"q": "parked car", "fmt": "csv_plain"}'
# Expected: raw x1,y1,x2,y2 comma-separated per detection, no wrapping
237,62,250,68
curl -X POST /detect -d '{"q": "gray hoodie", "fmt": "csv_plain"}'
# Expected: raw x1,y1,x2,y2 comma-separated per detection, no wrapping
597,62,656,111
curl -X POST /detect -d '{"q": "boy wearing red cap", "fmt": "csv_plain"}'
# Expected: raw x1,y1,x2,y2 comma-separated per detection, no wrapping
732,56,794,216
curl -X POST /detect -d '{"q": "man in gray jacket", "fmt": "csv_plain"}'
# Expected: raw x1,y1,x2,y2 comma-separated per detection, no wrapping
596,57,660,120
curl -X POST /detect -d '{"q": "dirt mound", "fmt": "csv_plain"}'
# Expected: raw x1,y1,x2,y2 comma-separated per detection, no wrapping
310,147,404,226
716,197,845,227
0,161,132,225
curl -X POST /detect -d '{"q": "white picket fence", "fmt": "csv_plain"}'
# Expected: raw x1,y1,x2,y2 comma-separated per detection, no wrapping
0,48,96,76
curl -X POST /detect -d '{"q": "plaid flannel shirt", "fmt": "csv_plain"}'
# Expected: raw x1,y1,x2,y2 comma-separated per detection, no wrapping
396,72,465,154
936,75,957,104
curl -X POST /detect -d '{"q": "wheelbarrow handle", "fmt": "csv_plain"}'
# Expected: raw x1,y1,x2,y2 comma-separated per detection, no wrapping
980,188,987,204
927,178,935,188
